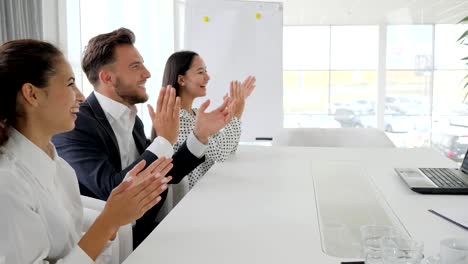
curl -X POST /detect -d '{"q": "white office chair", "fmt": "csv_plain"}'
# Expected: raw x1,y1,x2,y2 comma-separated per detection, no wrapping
81,196,133,263
273,127,395,148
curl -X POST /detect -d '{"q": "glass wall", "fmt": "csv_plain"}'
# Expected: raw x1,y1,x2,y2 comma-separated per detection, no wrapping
432,25,468,163
283,25,379,129
283,24,468,162
385,25,432,148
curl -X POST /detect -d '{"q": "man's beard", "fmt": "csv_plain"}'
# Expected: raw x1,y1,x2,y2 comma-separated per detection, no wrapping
114,78,148,105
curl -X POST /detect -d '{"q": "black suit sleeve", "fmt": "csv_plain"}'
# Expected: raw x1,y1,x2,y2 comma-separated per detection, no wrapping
168,141,206,184
53,115,154,200
53,113,205,200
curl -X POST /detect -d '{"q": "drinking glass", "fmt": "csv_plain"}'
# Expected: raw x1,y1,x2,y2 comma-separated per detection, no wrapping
381,237,424,264
360,225,399,264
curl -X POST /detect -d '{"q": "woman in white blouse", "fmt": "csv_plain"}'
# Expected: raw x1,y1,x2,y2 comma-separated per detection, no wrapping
0,40,173,263
159,51,255,208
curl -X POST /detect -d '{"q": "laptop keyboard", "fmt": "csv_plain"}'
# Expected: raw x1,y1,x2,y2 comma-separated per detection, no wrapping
420,168,468,188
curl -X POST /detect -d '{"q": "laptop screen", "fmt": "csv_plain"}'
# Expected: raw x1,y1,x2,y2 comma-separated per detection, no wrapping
460,148,468,173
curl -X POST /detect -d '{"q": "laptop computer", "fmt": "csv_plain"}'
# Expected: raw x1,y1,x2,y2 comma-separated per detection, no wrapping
395,149,468,194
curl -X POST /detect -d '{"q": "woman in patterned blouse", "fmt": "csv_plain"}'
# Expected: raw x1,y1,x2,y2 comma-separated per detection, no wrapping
160,51,255,208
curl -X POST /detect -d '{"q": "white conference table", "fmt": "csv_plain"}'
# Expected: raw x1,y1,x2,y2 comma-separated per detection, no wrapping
124,146,468,263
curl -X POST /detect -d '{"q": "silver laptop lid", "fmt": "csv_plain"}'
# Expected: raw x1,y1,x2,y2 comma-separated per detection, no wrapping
460,148,468,174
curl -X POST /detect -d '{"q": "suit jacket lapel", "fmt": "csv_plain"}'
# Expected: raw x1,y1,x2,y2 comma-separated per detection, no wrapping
86,93,121,158
133,116,148,154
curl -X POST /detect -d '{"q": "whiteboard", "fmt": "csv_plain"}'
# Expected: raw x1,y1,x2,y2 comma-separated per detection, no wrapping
184,0,283,141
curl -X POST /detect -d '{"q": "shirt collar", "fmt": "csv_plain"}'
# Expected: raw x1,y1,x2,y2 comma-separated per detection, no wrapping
94,91,137,122
180,108,197,118
4,128,57,191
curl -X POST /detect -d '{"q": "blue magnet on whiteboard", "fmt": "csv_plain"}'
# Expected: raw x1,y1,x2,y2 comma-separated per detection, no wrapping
203,16,210,22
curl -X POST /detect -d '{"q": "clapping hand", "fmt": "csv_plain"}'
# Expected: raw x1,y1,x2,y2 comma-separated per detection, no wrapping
124,157,173,188
226,76,256,119
103,158,173,229
193,97,233,144
147,86,180,144
227,81,244,119
241,75,256,99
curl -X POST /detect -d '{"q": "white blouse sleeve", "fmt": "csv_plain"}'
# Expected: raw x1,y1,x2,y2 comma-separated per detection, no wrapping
0,172,93,264
205,117,242,162
57,246,94,264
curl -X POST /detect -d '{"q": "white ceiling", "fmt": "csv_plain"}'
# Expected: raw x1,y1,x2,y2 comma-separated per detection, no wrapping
250,0,468,25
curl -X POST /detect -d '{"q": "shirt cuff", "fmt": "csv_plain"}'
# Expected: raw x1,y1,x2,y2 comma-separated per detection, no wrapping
187,131,207,158
147,136,174,158
62,245,94,264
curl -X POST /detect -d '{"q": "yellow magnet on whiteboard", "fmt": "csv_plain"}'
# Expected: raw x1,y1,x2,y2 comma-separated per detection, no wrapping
255,13,261,19
203,16,209,22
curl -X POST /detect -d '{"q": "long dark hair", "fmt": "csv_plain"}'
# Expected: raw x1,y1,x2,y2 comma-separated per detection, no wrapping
161,51,199,96
0,39,63,146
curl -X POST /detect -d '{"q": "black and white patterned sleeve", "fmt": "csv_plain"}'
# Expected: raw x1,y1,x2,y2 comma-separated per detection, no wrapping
205,117,242,162
173,111,195,153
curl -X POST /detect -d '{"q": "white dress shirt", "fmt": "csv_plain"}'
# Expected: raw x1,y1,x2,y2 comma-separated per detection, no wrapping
0,129,93,264
94,92,206,168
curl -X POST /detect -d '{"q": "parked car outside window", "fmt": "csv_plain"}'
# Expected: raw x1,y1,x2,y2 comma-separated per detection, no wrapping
432,126,468,163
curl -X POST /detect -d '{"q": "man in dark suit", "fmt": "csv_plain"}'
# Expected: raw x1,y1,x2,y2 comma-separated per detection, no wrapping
52,28,232,248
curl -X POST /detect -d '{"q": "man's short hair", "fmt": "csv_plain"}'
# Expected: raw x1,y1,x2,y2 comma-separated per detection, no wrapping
81,27,135,86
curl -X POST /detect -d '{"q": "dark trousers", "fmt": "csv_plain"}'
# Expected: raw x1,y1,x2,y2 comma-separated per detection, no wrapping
132,198,164,249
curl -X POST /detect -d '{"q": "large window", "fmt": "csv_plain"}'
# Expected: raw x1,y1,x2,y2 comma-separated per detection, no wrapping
432,25,468,163
283,25,379,129
283,24,468,161
433,24,468,119
283,26,330,70
283,26,333,127
331,26,378,128
385,25,433,148
283,26,378,127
